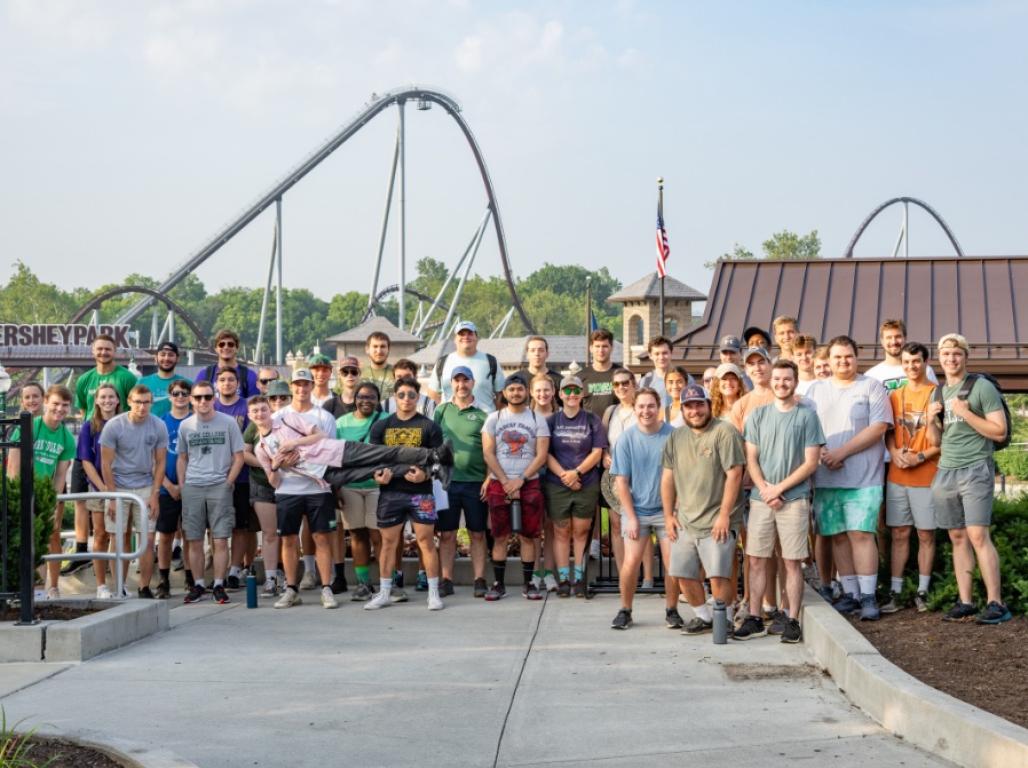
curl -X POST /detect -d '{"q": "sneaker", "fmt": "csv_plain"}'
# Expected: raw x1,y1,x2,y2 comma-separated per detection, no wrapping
155,581,171,600
833,594,861,614
138,586,155,599
350,583,376,601
522,582,543,601
46,587,60,600
942,601,977,622
531,574,543,590
96,584,113,600
976,601,1012,625
299,570,318,590
390,588,409,603
171,544,183,571
119,587,131,599
733,615,767,640
557,580,571,598
331,575,348,595
543,573,558,593
682,616,713,635
60,557,90,576
830,580,844,601
781,617,803,644
767,609,788,635
473,578,488,598
817,585,834,603
859,594,880,621
440,578,455,597
183,585,207,604
321,586,339,609
429,461,453,490
485,582,506,601
914,590,929,613
212,585,230,604
416,571,429,592
641,579,655,590
274,587,302,609
226,574,241,591
665,608,685,630
589,539,601,560
363,590,392,610
574,580,588,599
427,593,444,611
611,608,633,630
261,579,279,598
880,592,903,614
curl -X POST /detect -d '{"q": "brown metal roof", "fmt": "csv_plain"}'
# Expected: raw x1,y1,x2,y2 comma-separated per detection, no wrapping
671,255,1028,390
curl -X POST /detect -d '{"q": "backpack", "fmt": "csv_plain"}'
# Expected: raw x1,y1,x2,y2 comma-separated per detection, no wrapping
434,353,498,393
933,373,1011,450
204,363,252,398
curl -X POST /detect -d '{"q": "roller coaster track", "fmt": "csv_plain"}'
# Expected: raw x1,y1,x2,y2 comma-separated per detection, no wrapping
844,196,965,259
361,285,449,325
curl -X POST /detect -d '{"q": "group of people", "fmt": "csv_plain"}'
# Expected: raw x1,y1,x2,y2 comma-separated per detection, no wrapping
8,313,1013,637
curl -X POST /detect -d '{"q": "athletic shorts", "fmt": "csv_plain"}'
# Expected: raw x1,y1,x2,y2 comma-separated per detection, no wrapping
338,487,380,531
746,498,810,560
277,493,338,536
487,478,544,538
885,482,936,530
156,494,183,534
668,527,737,579
931,460,994,529
102,486,155,536
231,483,257,532
71,460,88,494
249,478,275,505
813,486,883,536
181,484,235,540
444,480,488,533
377,490,437,529
622,512,668,541
543,481,600,522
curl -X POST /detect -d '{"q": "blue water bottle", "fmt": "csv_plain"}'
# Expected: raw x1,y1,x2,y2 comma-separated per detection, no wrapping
246,574,258,608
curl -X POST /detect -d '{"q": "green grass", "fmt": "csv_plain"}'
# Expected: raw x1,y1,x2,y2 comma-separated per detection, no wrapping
0,708,56,768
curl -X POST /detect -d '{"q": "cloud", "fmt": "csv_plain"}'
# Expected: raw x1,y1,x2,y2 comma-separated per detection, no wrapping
455,35,484,73
5,0,114,50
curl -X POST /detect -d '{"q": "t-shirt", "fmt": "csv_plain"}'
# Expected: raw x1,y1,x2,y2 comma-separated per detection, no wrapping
545,410,608,487
321,394,357,420
98,413,169,489
482,408,550,481
255,413,344,495
162,412,189,492
215,398,250,483
806,375,893,489
359,364,396,401
639,370,695,408
743,403,825,501
661,419,745,535
194,363,259,398
242,422,270,489
887,383,939,486
278,404,336,436
76,420,106,489
74,366,138,415
137,372,190,418
177,412,244,487
610,423,674,515
938,375,1005,470
429,351,506,412
730,389,774,434
604,405,637,448
434,402,489,482
335,411,388,489
796,378,816,396
370,413,442,495
12,417,75,480
579,366,615,417
865,361,938,392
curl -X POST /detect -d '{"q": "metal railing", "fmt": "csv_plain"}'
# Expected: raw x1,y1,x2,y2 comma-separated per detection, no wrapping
0,412,35,624
43,491,150,600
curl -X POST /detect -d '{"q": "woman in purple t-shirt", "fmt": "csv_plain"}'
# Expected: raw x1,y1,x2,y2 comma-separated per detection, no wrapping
76,383,120,598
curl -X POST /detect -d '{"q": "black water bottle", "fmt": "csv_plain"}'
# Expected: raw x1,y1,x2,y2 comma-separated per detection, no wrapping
511,499,522,534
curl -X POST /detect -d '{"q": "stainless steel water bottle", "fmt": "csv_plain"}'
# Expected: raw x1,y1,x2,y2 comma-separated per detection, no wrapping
712,599,728,644
511,499,522,534
246,574,258,608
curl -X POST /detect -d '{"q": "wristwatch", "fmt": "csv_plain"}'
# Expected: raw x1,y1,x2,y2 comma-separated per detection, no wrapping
917,451,926,463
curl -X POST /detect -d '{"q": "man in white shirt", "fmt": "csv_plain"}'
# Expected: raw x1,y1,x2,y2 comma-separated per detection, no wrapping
427,321,505,412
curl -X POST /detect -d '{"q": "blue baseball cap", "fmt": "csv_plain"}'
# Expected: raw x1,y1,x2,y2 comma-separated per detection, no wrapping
680,384,710,404
450,366,475,381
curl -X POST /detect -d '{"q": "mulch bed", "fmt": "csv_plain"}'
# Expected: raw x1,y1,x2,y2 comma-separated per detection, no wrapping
847,610,1028,729
6,737,124,767
0,603,104,622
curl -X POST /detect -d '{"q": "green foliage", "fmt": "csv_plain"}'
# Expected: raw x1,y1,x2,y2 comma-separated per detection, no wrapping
707,229,821,268
0,707,57,767
1,476,55,596
0,262,78,324
995,397,1028,479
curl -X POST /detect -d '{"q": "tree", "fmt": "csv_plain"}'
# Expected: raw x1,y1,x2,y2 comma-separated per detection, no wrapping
706,230,821,268
0,261,77,322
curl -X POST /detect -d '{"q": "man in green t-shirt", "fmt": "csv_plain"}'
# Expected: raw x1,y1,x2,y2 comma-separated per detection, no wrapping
927,333,1010,625
8,384,76,598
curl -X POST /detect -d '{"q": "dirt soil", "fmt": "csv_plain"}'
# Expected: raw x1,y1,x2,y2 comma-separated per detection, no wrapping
847,610,1028,729
8,737,125,768
0,603,104,622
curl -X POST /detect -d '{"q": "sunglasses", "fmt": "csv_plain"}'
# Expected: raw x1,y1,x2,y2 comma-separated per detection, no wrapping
395,391,419,400
216,341,237,349
259,377,278,385
355,394,378,402
269,395,291,402
170,391,190,397
562,386,583,396
612,380,632,387
192,394,215,401
340,368,360,376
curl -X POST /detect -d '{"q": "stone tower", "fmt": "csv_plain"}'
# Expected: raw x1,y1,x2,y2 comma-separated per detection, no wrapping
608,272,706,365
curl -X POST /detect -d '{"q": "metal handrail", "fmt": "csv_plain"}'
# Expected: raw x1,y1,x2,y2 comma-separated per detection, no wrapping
43,491,150,600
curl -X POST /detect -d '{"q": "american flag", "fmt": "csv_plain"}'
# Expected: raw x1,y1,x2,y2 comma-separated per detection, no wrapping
656,196,670,277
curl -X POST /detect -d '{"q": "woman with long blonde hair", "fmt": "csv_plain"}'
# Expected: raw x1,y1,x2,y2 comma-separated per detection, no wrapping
77,383,121,598
710,363,748,420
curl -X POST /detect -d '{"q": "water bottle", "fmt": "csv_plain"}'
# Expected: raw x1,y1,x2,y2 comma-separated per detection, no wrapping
246,574,258,608
712,599,728,644
510,499,522,534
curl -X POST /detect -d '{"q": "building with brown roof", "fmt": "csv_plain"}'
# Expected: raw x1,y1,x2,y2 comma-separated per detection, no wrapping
608,272,705,365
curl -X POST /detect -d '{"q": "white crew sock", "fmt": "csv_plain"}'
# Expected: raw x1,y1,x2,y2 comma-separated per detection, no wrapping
427,577,440,597
890,577,904,593
213,578,224,588
857,574,877,597
229,565,240,578
303,555,316,573
694,603,713,622
379,578,393,597
840,574,859,597
195,579,206,588
918,574,931,592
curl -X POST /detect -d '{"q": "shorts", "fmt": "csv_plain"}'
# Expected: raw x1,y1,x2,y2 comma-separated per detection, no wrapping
338,487,380,531
931,460,994,529
543,481,600,522
156,494,183,534
668,527,737,579
232,483,257,532
103,486,155,536
444,481,488,533
746,498,810,560
600,470,621,514
71,460,88,494
249,478,276,504
885,482,936,530
85,497,105,514
813,486,883,536
277,493,338,536
487,478,544,538
622,512,668,541
181,483,235,540
377,490,437,529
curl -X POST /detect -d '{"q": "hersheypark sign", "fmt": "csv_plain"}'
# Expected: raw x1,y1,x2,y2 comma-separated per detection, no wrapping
1,324,133,348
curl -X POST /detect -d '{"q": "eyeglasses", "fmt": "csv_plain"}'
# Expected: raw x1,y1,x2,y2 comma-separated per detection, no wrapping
259,378,278,385
130,399,152,406
355,394,378,402
192,394,215,401
702,377,714,384
612,380,632,388
269,395,291,402
562,386,583,396
395,391,419,400
170,391,190,398
340,368,360,376
216,341,237,349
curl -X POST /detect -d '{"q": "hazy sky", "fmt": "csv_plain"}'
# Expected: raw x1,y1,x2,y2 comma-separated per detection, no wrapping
3,0,1027,310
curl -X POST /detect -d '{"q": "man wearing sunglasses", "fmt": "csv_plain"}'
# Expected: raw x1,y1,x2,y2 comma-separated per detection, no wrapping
321,356,362,419
427,321,505,412
195,329,258,398
156,380,194,598
255,367,280,395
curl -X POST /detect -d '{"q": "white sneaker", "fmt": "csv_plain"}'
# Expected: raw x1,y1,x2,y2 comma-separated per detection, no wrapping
274,587,302,609
96,585,113,599
299,570,318,590
543,573,558,592
261,579,278,598
589,539,601,560
321,586,339,609
427,592,444,611
46,587,60,600
364,590,392,610
531,574,543,589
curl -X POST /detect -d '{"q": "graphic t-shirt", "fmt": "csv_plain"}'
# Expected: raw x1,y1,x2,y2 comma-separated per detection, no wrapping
177,412,244,487
335,411,388,489
74,366,138,415
434,402,489,482
370,413,442,495
545,410,608,487
12,416,76,480
360,364,396,401
98,413,169,488
162,412,189,493
138,373,190,418
578,366,615,417
743,403,825,501
938,376,1006,470
865,362,938,392
887,383,939,487
610,423,674,515
482,408,550,481
76,420,106,489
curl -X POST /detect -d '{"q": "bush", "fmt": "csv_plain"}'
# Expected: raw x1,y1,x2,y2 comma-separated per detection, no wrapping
1,476,55,597
995,447,1028,480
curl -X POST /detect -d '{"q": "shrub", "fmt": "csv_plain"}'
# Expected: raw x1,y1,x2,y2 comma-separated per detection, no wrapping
995,447,1028,480
1,476,55,597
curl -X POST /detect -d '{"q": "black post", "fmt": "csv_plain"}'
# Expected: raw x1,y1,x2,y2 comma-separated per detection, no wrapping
17,411,35,625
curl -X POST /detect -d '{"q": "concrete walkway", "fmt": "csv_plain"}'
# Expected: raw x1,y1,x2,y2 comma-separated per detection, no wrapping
1,591,952,767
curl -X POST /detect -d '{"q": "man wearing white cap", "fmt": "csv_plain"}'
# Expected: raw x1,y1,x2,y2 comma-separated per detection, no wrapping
428,321,505,412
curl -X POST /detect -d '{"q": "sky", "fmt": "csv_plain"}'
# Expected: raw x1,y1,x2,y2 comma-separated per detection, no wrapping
3,0,1027,314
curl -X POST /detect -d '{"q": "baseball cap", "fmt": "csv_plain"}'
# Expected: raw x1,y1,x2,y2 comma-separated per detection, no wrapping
307,353,333,368
338,355,361,371
451,365,475,381
454,320,478,335
266,380,291,397
559,374,584,390
937,333,969,354
291,368,314,383
743,346,771,363
505,372,528,388
743,326,772,348
155,341,179,355
714,362,744,381
680,384,710,404
718,335,742,353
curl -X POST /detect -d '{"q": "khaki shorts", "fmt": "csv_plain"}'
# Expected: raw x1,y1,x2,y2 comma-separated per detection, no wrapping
103,486,155,536
746,497,810,560
338,487,380,531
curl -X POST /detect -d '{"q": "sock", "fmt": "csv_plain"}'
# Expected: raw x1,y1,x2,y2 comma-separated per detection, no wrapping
522,561,534,585
334,562,346,580
492,559,506,586
213,578,224,588
287,584,297,592
229,565,240,578
379,577,393,597
75,540,88,552
427,577,439,596
393,570,404,588
533,569,546,579
890,577,904,594
418,569,426,578
841,574,859,597
694,603,713,622
857,574,877,597
185,569,194,584
573,563,585,582
355,565,370,584
159,568,170,582
173,537,182,548
558,566,570,582
195,579,206,588
303,555,316,573
918,574,931,592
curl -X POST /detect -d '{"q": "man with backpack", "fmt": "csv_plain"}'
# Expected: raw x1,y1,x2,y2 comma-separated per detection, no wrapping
194,329,258,399
927,333,1011,624
427,321,505,412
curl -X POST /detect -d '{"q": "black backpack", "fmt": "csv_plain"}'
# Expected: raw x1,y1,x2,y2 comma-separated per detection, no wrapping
434,354,498,393
204,363,252,398
933,373,1011,450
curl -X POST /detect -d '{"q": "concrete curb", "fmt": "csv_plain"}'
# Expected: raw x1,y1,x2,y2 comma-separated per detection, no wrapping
34,728,199,767
801,586,1028,768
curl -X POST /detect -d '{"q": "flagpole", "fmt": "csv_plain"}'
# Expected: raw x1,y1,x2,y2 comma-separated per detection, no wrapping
658,177,665,337
585,275,592,367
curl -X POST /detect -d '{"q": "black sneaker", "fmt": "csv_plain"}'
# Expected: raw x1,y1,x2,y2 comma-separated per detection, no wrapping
183,584,207,604
781,617,803,644
665,608,684,629
138,586,155,599
976,601,1012,625
226,574,241,591
61,557,90,576
441,578,455,597
681,617,713,635
733,615,767,640
155,581,171,600
573,580,588,599
611,608,633,630
212,585,230,604
331,575,349,595
484,582,506,601
557,580,572,598
767,610,788,635
473,578,488,598
171,544,183,570
522,582,543,601
942,601,977,622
